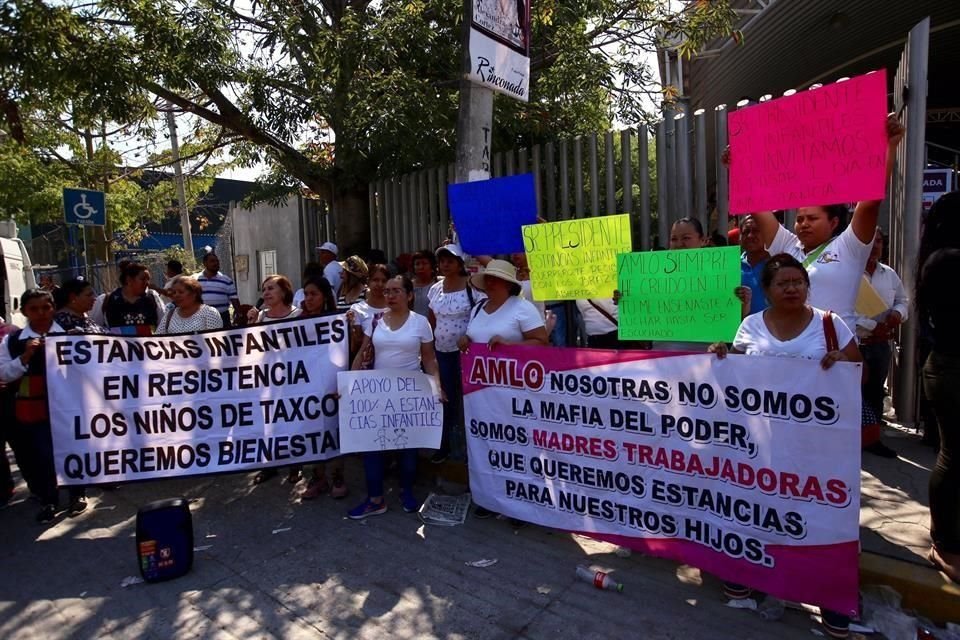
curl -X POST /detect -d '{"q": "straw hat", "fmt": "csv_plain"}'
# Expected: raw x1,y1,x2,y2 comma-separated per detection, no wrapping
340,255,369,278
470,259,521,291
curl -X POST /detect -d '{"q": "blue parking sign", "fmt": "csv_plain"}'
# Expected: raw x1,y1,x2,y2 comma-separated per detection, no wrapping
63,188,106,226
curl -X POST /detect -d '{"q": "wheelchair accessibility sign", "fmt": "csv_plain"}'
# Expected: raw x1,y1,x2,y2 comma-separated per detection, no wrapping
63,188,106,226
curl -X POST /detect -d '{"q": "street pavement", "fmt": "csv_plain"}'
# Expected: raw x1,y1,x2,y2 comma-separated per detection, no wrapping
0,459,827,640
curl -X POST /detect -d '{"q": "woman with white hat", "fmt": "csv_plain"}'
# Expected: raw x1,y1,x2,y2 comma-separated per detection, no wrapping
427,244,484,463
458,259,548,521
457,259,549,353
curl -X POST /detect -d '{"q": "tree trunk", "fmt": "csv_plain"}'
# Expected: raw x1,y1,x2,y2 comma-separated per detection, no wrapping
332,185,370,257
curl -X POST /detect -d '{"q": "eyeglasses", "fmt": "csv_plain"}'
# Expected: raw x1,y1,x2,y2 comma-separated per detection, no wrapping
384,288,406,296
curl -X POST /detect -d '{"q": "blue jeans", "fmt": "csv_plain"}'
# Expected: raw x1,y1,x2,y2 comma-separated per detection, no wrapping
546,303,569,346
363,449,418,498
436,350,465,459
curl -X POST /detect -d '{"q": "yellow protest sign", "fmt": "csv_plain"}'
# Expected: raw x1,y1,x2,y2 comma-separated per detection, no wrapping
522,214,632,301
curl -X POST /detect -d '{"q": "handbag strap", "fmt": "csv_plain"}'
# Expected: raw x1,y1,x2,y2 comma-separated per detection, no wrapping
823,310,840,353
586,299,618,327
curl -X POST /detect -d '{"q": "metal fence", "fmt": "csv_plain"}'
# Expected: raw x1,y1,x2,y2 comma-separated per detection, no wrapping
367,21,929,425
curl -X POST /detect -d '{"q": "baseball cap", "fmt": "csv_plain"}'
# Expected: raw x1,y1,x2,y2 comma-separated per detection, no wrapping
435,243,464,260
317,241,338,256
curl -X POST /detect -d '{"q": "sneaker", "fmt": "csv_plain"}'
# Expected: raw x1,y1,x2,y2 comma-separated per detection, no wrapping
429,451,448,465
474,506,496,519
286,468,303,484
864,441,898,458
330,471,348,499
400,490,420,513
347,498,387,520
68,496,88,516
36,504,57,524
301,477,330,500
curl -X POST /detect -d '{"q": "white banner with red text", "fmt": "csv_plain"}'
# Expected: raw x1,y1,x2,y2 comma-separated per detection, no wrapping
46,315,349,485
462,345,861,616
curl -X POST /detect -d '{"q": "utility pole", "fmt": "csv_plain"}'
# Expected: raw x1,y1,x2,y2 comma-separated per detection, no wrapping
165,108,194,259
454,0,494,185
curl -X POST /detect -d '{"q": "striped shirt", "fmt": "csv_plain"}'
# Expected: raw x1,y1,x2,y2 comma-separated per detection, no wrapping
197,271,238,313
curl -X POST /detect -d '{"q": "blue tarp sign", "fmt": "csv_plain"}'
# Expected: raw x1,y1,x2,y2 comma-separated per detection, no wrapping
63,188,106,226
448,174,537,255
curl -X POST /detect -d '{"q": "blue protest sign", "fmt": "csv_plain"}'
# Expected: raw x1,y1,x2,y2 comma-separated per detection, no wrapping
448,174,537,255
63,188,106,226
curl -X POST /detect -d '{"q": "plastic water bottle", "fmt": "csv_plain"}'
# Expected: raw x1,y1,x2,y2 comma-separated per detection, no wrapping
575,565,623,592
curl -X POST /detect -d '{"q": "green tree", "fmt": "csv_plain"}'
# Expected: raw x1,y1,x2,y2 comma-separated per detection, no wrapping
2,0,735,253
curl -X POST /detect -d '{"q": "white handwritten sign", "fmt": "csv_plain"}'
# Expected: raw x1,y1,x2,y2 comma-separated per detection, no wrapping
337,370,443,454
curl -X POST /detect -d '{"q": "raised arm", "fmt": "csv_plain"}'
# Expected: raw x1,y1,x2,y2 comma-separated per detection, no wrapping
851,115,905,243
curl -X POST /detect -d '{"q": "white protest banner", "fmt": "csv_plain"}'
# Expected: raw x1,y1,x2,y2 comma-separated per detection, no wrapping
337,370,443,454
46,315,349,485
467,0,531,102
462,344,862,616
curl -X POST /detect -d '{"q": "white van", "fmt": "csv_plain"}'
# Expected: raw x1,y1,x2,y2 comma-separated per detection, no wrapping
0,220,36,327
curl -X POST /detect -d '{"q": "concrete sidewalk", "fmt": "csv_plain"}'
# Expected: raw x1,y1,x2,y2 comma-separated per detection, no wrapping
859,424,960,624
2,463,831,640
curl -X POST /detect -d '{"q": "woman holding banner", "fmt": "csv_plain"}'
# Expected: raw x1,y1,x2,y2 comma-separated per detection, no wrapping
247,275,301,325
428,244,484,464
247,275,302,486
156,276,223,334
298,276,349,500
459,259,548,522
710,253,861,638
347,275,442,519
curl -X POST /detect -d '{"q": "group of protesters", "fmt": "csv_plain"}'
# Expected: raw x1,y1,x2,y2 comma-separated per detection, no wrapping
2,111,959,637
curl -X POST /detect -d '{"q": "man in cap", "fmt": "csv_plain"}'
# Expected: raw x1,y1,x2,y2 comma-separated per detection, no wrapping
318,242,343,298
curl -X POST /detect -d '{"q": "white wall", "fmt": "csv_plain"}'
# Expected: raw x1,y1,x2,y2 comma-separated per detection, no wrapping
231,198,305,304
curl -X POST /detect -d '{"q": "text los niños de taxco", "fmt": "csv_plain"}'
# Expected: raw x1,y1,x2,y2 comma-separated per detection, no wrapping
48,316,348,482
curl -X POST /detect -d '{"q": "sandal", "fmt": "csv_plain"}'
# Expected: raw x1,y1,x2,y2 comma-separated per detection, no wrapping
301,476,330,500
330,470,348,499
928,546,960,584
252,469,278,485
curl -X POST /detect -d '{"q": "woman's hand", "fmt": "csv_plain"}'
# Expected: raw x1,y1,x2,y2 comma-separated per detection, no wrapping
612,289,622,306
886,113,905,149
734,286,751,306
20,338,42,364
820,350,847,370
457,335,471,352
487,335,508,350
246,307,259,324
734,286,752,318
544,310,557,337
708,342,729,359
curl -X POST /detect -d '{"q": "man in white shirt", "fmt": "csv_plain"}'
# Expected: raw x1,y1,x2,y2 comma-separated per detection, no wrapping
856,230,908,458
318,242,343,298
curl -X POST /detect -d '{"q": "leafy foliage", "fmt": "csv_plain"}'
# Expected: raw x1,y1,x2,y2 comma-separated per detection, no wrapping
1,0,736,243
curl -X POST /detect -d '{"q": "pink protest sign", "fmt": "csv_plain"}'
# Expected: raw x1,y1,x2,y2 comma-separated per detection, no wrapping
728,70,888,215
